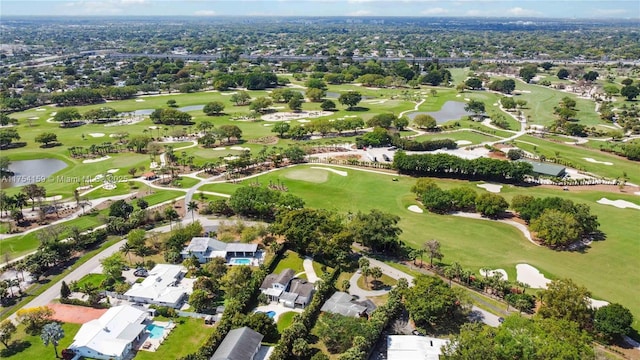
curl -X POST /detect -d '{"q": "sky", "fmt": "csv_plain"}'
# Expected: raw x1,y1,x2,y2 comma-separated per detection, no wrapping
1,0,639,19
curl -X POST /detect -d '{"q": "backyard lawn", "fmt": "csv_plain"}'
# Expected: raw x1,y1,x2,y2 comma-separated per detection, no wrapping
273,250,306,275
1,322,80,359
134,317,215,360
75,273,108,289
276,311,297,333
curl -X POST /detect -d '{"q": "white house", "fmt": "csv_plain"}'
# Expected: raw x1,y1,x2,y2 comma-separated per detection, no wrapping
259,268,295,302
387,335,449,360
181,237,259,264
124,264,192,308
68,305,148,360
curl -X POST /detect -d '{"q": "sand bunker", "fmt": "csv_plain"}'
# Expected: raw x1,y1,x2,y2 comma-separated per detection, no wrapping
407,205,423,213
589,298,609,309
310,167,348,176
479,268,508,281
456,140,472,145
88,133,105,138
29,116,39,120
44,195,62,201
230,146,250,151
583,157,613,165
456,94,462,97
298,119,310,123
224,156,238,161
263,124,273,126
285,168,329,183
36,108,46,112
83,156,110,163
212,147,227,151
596,198,640,210
220,92,238,96
464,98,470,101
516,264,551,289
477,183,503,193
107,169,119,174
135,99,145,102
262,110,332,122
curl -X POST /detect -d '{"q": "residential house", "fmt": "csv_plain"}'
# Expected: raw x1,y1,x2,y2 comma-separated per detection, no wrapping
210,327,264,360
321,291,376,317
124,264,192,308
181,237,259,264
282,278,315,308
259,268,295,302
387,335,449,360
68,305,148,360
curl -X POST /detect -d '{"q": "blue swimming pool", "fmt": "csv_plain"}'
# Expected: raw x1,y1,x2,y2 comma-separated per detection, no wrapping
265,311,276,318
229,258,251,265
146,324,165,339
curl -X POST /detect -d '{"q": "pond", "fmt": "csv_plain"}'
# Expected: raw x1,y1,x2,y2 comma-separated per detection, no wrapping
325,91,375,100
407,101,473,123
1,158,68,188
178,105,205,112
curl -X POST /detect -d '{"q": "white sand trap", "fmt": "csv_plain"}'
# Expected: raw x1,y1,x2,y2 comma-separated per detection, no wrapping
82,156,110,163
456,140,472,145
516,264,551,289
36,108,46,112
270,106,285,110
596,198,640,210
310,167,348,176
493,103,498,106
107,169,119,174
44,195,62,201
456,94,462,97
477,183,503,193
583,157,613,165
220,92,238,96
135,99,145,102
589,298,609,309
298,119,310,123
408,205,424,213
213,147,227,151
224,156,239,161
344,115,358,118
230,146,250,151
464,98,470,101
88,133,105,138
29,116,39,120
51,112,57,116
635,192,640,196
479,268,508,280
263,123,273,126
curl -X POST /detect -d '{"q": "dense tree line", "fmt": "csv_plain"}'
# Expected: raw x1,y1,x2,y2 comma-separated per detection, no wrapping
511,195,599,248
227,186,305,221
391,136,457,152
393,151,533,183
149,108,193,125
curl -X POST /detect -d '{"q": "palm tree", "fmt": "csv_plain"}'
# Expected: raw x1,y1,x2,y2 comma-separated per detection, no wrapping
120,243,134,264
443,266,455,286
41,322,65,358
187,201,199,223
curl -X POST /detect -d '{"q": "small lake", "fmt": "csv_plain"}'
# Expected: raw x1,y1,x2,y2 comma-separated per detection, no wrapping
407,101,473,123
178,105,205,112
2,159,68,188
325,91,375,100
128,106,205,116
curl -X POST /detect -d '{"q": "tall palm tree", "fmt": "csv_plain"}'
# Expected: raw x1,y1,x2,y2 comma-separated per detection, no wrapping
187,201,199,223
120,243,134,265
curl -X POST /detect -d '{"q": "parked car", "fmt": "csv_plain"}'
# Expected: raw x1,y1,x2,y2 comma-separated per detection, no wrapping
382,154,391,162
498,317,505,324
134,269,148,277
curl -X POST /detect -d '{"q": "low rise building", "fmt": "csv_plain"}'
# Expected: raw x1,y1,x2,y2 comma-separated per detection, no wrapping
124,264,191,308
210,327,263,360
387,335,449,360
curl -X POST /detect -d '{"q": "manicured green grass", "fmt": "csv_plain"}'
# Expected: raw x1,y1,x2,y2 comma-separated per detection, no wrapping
0,211,104,258
172,176,200,189
1,322,80,359
513,134,640,184
140,190,185,205
203,164,640,331
75,273,107,289
277,311,297,333
273,250,306,274
134,317,216,360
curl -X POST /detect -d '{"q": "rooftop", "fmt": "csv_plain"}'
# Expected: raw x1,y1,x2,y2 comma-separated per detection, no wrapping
387,335,449,360
320,291,368,317
520,159,566,177
210,326,263,360
70,305,147,358
124,264,189,304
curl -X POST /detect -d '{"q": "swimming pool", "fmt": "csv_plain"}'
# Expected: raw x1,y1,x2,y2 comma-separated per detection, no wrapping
229,258,252,265
146,324,165,339
265,311,276,318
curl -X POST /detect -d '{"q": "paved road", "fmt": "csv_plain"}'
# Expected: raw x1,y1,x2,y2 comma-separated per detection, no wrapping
7,239,125,323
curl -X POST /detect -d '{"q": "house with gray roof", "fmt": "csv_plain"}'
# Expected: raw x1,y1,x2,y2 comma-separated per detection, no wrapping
321,291,375,317
260,268,295,301
210,327,263,360
181,237,259,264
259,270,315,308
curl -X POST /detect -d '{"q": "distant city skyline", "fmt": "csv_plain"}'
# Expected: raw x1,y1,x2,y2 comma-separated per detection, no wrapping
1,0,639,19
